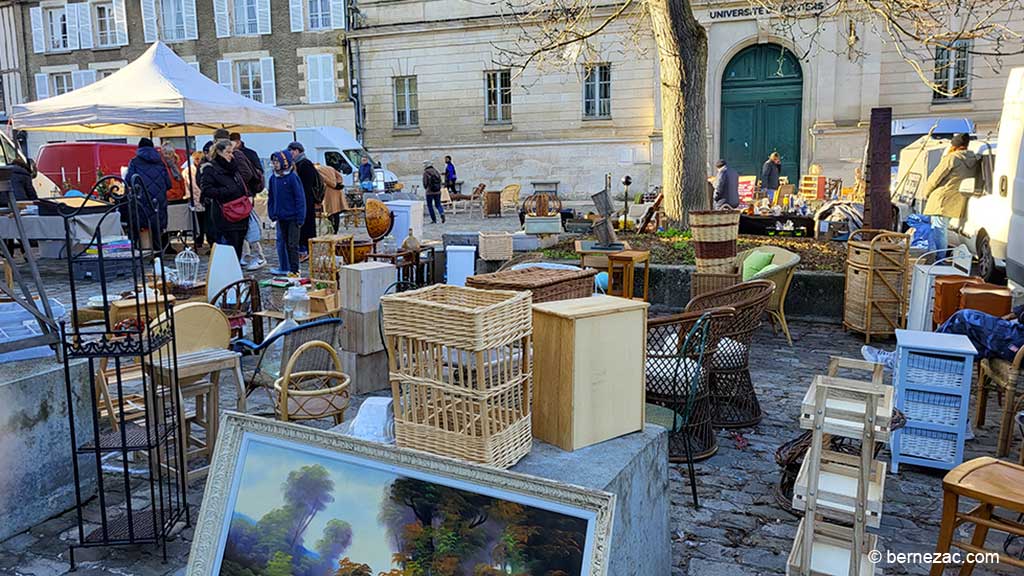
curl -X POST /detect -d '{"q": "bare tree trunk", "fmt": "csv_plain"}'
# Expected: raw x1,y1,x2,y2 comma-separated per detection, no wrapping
648,0,709,225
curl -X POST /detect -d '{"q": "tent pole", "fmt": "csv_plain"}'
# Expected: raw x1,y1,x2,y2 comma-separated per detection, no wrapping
182,118,198,249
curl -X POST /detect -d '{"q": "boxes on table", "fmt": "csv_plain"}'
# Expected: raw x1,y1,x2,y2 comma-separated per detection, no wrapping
531,295,649,451
381,285,533,468
341,261,396,314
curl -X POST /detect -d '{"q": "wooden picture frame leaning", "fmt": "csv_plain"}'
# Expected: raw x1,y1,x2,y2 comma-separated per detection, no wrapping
188,412,616,575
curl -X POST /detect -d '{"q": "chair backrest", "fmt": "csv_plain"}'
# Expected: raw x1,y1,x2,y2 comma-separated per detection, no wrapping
736,246,801,271
280,319,342,374
685,280,774,342
168,303,231,354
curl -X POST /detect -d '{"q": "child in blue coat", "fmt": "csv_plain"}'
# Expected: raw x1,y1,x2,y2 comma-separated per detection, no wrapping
267,151,306,275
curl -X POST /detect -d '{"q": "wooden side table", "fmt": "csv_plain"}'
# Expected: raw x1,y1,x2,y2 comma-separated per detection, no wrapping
574,239,631,270
608,250,651,301
484,190,502,218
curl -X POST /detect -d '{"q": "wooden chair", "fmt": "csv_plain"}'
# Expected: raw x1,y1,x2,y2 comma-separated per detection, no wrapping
685,280,774,428
273,340,351,425
451,183,485,215
500,184,521,211
930,457,1024,574
440,187,453,211
975,345,1024,457
209,277,264,344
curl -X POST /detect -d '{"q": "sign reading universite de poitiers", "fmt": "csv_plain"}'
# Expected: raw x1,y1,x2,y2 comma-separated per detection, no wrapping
706,1,826,21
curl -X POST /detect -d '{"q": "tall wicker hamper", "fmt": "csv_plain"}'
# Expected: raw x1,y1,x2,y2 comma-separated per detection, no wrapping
381,285,533,468
466,267,598,303
843,230,910,343
690,210,741,273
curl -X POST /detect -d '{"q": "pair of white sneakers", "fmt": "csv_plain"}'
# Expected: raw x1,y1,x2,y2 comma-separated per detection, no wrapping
239,254,266,271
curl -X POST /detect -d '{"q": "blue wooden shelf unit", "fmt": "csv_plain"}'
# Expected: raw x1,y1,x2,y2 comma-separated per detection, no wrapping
891,329,977,473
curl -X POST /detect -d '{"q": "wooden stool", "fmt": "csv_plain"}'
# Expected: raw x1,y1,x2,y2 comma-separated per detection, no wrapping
607,250,650,301
930,457,1024,575
174,378,220,483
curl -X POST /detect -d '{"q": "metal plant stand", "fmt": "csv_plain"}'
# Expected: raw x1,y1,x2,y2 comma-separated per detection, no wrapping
59,177,187,569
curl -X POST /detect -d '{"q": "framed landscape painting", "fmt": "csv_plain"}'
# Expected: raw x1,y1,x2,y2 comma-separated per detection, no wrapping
188,413,616,576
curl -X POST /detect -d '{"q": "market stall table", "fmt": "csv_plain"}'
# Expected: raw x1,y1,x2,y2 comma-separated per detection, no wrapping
739,213,815,237
0,211,124,258
574,239,631,270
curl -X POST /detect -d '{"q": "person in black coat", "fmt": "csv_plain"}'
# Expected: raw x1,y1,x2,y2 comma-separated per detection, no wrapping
200,140,250,259
7,158,38,204
288,141,320,261
124,137,171,238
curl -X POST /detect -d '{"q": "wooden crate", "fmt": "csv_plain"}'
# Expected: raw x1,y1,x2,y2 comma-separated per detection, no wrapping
792,452,887,528
786,517,878,576
342,261,396,313
531,295,649,451
308,289,341,314
341,308,385,355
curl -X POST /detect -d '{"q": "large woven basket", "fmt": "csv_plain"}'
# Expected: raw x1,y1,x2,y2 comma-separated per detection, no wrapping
847,229,909,270
478,232,514,261
844,263,903,334
381,285,532,351
466,267,597,303
690,210,741,242
392,372,532,468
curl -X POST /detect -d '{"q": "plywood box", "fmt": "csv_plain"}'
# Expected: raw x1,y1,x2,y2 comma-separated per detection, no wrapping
339,349,390,395
531,295,649,451
341,308,385,355
341,261,395,313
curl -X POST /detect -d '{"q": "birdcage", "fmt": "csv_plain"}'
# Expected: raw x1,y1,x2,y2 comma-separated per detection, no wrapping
174,246,200,287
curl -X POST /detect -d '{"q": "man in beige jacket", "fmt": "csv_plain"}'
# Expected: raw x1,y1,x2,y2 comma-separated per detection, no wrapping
923,133,978,256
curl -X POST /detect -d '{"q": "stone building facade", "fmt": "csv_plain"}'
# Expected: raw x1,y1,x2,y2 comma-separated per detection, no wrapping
0,1,26,124
16,0,355,153
350,0,1024,197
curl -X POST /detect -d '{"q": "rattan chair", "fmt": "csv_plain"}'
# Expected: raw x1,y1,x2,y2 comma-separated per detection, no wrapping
685,280,774,428
976,345,1024,457
273,340,351,424
646,308,734,467
500,184,521,211
234,318,342,409
209,277,264,344
736,246,800,346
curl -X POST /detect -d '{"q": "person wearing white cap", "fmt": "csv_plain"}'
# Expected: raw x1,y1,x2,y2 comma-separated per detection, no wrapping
422,160,445,224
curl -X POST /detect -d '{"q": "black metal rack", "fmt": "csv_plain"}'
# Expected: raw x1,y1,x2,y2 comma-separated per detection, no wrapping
59,176,187,569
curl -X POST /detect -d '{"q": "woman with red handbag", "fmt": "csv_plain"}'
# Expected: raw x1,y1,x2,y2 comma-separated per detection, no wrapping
200,140,251,259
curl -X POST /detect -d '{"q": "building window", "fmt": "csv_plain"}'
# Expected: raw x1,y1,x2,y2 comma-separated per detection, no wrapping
308,0,331,29
236,60,263,102
485,69,512,124
933,41,971,101
233,0,258,35
161,0,187,41
393,76,418,128
51,72,73,96
94,3,117,47
47,8,68,51
583,64,611,119
97,69,117,80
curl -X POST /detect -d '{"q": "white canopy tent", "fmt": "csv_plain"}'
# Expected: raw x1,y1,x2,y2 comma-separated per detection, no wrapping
10,42,293,136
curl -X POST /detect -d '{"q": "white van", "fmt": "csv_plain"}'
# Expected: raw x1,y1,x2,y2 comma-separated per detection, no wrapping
891,133,1002,280
999,68,1024,294
241,127,400,192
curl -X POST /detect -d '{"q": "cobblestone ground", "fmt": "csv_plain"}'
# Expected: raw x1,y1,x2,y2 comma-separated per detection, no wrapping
3,209,1022,575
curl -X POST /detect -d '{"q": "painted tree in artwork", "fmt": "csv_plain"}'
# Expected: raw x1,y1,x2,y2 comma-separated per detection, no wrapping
334,558,374,576
284,465,337,549
314,519,354,575
264,552,295,576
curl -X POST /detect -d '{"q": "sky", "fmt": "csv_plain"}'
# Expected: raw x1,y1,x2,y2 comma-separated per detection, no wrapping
231,439,398,570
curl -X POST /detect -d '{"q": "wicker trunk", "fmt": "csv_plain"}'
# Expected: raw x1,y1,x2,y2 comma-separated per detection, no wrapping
381,285,533,468
466,267,598,303
842,230,910,343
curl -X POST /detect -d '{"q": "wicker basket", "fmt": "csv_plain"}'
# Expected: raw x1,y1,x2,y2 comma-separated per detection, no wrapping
847,229,908,269
691,271,740,298
466,267,598,303
690,210,741,242
381,285,532,351
478,232,514,261
388,333,532,391
844,262,903,335
392,374,532,468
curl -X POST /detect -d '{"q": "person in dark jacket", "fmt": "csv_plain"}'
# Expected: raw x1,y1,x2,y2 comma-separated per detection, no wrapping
124,137,171,238
421,160,445,224
358,155,374,193
8,158,38,203
713,159,739,209
230,132,264,193
443,155,457,194
288,141,320,262
200,140,249,259
759,152,782,204
267,151,306,275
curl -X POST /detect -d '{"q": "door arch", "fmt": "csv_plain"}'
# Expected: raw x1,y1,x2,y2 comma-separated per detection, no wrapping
720,43,803,184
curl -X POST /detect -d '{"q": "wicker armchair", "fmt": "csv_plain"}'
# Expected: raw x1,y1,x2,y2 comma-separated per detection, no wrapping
209,277,264,344
736,246,800,346
685,280,775,428
500,184,521,211
273,340,351,425
976,345,1024,458
646,308,734,466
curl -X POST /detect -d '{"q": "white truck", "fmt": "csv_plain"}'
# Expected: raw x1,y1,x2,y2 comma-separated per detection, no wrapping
241,127,400,192
1000,68,1024,296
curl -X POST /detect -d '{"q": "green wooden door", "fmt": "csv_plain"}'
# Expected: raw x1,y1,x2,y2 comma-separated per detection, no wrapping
721,44,803,184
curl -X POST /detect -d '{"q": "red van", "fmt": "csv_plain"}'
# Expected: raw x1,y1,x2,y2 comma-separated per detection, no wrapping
36,142,187,194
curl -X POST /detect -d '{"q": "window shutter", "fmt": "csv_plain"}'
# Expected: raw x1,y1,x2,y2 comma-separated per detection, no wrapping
260,57,276,105
66,5,80,50
289,0,303,32
217,60,234,91
188,61,201,73
320,54,336,103
140,0,157,43
113,0,129,45
330,0,345,30
30,7,45,54
77,3,93,49
213,0,230,38
305,55,321,103
72,70,97,90
257,0,271,35
34,74,49,100
183,0,198,40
